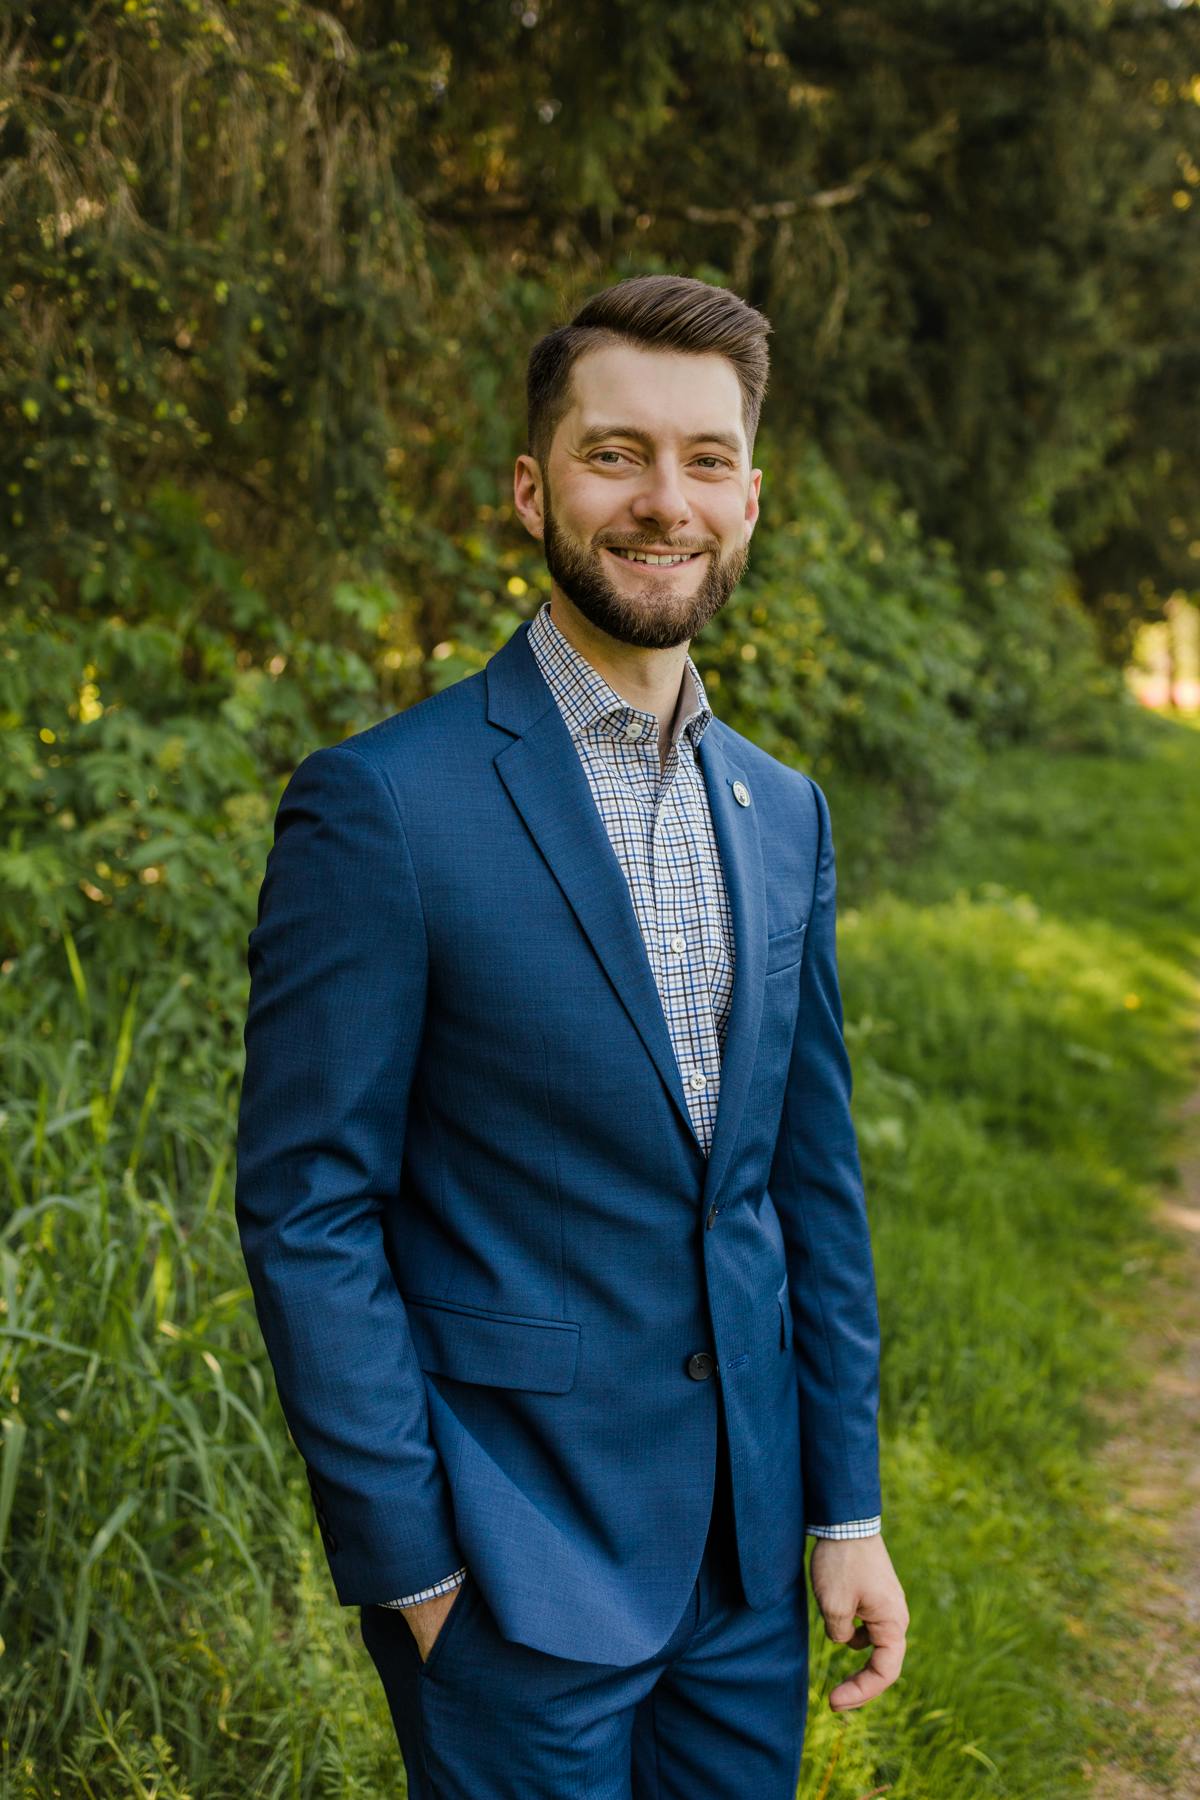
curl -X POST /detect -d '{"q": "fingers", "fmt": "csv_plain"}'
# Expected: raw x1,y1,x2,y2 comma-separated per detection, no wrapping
829,1635,906,1710
827,1613,907,1711
823,1617,872,1650
821,1606,860,1644
810,1539,910,1710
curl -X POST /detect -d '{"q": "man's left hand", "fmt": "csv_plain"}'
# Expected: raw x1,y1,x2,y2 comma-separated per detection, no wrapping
809,1534,909,1711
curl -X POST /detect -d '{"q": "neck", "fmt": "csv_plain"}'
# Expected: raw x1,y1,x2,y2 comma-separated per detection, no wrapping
547,593,691,742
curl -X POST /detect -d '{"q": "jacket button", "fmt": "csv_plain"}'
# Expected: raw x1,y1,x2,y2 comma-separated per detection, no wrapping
706,1203,718,1230
321,1529,339,1554
687,1351,715,1381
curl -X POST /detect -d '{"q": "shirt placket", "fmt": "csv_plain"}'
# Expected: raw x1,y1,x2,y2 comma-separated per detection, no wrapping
639,732,721,1152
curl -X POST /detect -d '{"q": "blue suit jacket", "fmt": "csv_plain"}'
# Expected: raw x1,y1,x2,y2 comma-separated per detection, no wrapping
234,618,881,1667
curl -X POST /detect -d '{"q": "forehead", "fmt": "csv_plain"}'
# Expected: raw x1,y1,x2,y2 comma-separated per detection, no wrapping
562,343,747,451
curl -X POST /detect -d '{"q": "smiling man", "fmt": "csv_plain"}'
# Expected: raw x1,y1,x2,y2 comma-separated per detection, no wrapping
235,274,907,1798
536,346,753,663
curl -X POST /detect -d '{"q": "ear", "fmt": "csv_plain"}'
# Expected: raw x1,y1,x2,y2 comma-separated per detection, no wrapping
513,454,546,542
744,466,762,541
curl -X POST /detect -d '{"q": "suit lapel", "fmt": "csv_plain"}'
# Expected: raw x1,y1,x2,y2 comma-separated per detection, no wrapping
486,621,767,1195
695,730,767,1209
488,626,701,1149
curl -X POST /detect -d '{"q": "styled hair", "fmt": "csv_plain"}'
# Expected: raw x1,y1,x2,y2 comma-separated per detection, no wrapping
525,274,771,470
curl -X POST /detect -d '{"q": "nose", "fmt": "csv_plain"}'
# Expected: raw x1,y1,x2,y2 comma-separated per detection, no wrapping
629,459,692,537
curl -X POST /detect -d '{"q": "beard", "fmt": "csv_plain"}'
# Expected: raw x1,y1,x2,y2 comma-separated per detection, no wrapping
541,486,750,651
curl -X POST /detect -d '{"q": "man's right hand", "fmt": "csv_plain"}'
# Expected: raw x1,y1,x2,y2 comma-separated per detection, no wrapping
403,1583,463,1663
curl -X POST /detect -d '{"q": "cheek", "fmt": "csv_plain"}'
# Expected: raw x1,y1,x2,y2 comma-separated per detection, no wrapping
556,466,615,509
701,494,751,541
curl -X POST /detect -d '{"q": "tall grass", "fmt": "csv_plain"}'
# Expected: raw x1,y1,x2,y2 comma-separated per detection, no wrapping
3,712,1199,1797
0,962,397,1796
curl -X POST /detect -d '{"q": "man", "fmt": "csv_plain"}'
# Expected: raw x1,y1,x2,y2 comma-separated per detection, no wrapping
235,273,908,1798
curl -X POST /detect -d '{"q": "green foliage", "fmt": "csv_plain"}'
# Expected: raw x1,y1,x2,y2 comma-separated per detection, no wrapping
959,517,1137,753
3,0,1195,798
0,486,406,1012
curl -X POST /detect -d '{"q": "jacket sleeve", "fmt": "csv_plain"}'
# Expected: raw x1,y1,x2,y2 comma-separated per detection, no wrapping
234,742,463,1605
768,775,883,1529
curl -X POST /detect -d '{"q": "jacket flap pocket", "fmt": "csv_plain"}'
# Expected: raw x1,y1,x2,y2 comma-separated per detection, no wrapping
765,922,807,976
405,1297,580,1394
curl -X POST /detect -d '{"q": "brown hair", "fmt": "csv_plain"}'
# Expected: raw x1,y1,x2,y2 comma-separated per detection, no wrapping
525,274,771,470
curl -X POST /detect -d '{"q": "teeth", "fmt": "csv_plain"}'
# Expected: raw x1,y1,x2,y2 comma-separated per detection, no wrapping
611,549,697,565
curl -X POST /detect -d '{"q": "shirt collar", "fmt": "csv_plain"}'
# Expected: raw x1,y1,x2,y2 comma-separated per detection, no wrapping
527,598,715,753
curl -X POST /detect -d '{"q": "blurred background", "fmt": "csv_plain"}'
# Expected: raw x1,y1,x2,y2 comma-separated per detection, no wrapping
2,3,1200,1795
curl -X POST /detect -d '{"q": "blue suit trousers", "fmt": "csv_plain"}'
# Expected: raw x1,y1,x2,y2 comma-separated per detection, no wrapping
358,1416,809,1799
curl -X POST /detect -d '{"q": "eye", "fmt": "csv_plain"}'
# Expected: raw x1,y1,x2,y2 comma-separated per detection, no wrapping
590,449,633,465
693,456,730,470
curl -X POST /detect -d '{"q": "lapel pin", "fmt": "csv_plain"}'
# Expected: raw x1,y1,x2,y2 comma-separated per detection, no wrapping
732,781,751,807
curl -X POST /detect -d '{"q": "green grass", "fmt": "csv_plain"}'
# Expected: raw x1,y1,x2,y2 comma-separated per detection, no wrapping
800,710,1200,1797
3,710,1200,1797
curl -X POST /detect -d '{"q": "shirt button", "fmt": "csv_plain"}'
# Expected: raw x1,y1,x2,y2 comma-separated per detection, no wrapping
688,1070,707,1091
625,719,644,741
687,1351,715,1381
670,933,687,954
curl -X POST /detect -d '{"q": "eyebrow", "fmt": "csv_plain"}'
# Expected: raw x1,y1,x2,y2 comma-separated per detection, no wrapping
575,423,744,457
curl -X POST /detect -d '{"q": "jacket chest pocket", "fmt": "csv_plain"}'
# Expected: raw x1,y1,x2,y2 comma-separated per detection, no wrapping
764,922,807,978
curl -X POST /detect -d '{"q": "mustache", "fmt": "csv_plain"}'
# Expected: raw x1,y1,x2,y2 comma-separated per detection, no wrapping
597,539,713,554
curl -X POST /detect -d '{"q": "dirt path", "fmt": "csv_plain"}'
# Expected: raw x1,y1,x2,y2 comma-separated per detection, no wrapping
1087,1080,1200,1796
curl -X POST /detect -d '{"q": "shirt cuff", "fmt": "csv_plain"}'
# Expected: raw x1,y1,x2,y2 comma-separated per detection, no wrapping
806,1516,882,1540
377,1567,468,1609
